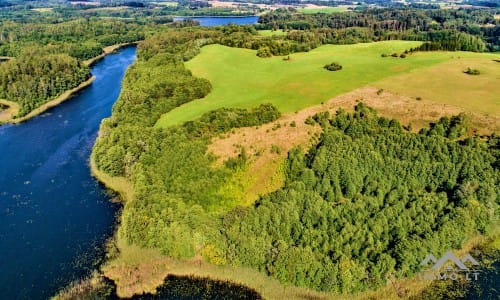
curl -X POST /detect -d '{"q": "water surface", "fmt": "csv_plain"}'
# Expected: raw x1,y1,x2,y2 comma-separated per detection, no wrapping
0,46,136,299
173,16,258,26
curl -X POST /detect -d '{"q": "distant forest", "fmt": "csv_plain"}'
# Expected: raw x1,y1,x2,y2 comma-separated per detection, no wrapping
257,8,499,51
0,18,150,117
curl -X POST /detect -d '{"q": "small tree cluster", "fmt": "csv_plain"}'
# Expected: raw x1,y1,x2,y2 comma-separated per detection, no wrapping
323,62,342,71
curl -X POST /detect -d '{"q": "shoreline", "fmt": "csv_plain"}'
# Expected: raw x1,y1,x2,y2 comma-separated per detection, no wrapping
1,42,137,126
0,76,95,125
89,153,134,204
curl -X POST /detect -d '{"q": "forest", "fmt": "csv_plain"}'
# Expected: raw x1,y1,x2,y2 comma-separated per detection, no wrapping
0,53,89,116
91,23,499,294
220,106,499,292
257,8,499,51
0,18,155,117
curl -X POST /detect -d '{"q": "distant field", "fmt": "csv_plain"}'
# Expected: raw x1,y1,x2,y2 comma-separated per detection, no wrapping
257,29,286,36
156,42,499,127
297,6,347,14
31,8,53,13
151,1,178,7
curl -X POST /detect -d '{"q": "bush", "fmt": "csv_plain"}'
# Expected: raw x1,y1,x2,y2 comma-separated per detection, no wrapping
323,62,342,71
256,47,272,58
271,144,281,154
463,67,480,75
305,116,315,125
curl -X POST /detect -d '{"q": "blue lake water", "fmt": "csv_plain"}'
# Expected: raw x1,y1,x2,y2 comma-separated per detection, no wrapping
173,16,258,26
0,46,136,299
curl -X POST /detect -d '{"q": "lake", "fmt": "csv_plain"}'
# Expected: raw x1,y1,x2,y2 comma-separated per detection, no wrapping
0,46,136,299
173,16,258,26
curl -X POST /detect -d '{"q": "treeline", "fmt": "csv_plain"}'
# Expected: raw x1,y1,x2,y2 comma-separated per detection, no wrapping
0,54,89,116
257,8,499,51
221,105,499,292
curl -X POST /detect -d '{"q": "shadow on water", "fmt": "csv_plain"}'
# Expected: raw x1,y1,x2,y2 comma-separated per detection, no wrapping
100,275,262,300
462,260,500,300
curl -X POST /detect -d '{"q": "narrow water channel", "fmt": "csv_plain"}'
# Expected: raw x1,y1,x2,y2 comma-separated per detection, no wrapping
0,46,136,299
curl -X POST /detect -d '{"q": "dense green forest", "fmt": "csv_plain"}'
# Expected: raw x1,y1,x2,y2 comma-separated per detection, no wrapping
257,8,499,51
221,106,499,292
0,54,89,116
0,18,155,117
91,24,499,294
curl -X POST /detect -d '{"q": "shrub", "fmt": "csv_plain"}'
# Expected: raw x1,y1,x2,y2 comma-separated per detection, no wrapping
305,116,315,125
323,62,342,71
463,67,480,75
271,144,281,154
256,47,272,58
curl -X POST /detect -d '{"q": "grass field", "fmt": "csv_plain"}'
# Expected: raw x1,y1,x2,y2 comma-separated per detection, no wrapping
31,7,53,13
151,1,178,7
158,41,423,126
156,42,499,127
297,6,348,14
257,29,286,36
375,57,500,115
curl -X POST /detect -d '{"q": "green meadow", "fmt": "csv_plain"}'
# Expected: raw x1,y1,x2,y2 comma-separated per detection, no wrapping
156,41,497,127
257,29,286,36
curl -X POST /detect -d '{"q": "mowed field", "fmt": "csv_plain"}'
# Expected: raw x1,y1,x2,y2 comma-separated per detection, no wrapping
156,41,499,127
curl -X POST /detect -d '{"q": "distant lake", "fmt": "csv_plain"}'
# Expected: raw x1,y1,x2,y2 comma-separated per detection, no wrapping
173,16,258,26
